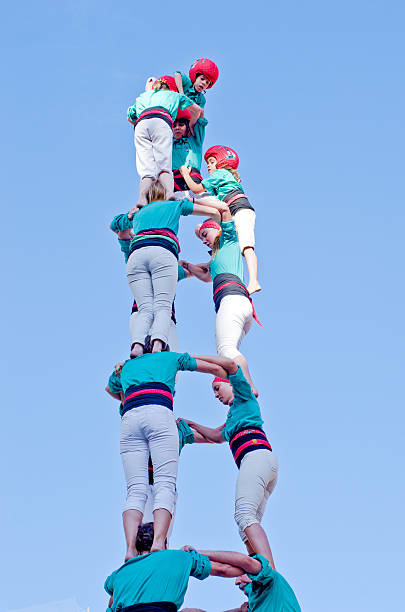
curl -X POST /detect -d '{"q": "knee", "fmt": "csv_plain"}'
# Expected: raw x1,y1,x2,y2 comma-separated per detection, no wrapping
234,499,258,534
217,343,241,359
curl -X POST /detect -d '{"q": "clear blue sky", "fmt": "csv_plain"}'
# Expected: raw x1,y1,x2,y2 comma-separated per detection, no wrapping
1,1,404,611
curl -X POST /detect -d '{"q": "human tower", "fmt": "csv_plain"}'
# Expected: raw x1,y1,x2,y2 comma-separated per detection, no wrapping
104,59,301,612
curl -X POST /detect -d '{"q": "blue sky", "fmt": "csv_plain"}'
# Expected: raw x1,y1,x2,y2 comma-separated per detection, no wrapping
1,1,404,610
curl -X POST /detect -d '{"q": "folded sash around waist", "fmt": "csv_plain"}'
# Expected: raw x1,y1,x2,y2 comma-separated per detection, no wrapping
132,106,173,130
173,168,202,192
212,273,262,326
223,189,254,214
129,228,180,259
229,428,272,468
122,383,174,416
121,603,177,612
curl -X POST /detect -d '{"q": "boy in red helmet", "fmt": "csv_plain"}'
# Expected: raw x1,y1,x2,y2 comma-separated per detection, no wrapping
174,58,219,110
180,145,261,295
172,107,208,192
127,76,203,206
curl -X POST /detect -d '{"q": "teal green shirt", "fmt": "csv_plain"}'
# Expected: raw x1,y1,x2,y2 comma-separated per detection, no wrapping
120,352,197,395
172,118,208,170
221,366,264,442
127,90,194,123
209,220,245,284
177,71,206,108
246,555,301,611
177,418,195,452
202,168,244,201
104,549,211,611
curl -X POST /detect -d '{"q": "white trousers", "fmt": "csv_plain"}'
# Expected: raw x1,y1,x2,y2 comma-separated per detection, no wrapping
234,449,279,542
233,209,256,253
216,294,253,359
143,484,178,543
134,117,172,179
120,405,179,515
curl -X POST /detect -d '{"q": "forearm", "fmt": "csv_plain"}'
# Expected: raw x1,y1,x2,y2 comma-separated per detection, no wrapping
183,174,205,193
188,103,203,126
105,386,121,402
191,355,237,375
186,263,211,282
186,421,224,443
174,72,183,93
192,203,221,221
197,550,261,574
210,561,246,578
195,358,228,379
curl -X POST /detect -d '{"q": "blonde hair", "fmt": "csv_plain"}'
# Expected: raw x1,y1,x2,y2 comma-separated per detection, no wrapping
146,179,167,203
153,80,169,91
212,230,222,256
225,167,241,183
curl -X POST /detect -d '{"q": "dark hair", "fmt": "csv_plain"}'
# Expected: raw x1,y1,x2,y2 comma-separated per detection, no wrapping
136,522,154,553
174,118,191,137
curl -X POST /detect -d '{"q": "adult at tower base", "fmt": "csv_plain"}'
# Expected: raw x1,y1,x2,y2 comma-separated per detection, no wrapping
202,553,301,612
104,523,260,612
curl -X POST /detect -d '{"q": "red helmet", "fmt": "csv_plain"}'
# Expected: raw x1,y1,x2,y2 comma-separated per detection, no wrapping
154,75,178,92
204,145,239,170
176,108,191,121
189,59,219,88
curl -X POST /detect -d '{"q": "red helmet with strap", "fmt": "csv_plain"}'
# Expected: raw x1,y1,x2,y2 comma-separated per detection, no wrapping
204,145,239,169
154,75,178,92
189,59,219,88
176,108,192,121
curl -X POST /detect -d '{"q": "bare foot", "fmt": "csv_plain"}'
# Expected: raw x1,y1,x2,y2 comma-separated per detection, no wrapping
152,339,163,353
150,540,165,552
247,281,262,295
130,343,144,358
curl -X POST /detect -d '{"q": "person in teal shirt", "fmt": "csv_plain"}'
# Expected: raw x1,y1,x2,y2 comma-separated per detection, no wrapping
179,206,258,392
178,355,278,569
192,551,301,612
172,109,207,192
127,75,203,205
174,58,220,110
110,223,189,353
106,350,228,561
179,144,260,295
110,179,225,358
105,523,266,612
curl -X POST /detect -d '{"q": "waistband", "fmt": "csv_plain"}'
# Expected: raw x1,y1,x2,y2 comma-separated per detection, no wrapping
121,603,177,612
122,383,174,416
173,167,202,192
129,228,180,259
135,106,173,129
131,299,176,324
223,189,254,213
229,428,272,468
213,273,262,326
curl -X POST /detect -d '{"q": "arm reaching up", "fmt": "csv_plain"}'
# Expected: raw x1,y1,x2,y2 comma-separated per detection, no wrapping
181,420,225,444
191,354,238,376
195,358,228,380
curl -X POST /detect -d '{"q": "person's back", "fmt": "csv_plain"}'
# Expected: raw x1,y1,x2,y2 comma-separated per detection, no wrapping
105,549,212,611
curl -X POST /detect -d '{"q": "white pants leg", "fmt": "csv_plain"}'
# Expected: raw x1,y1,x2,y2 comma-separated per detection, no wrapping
120,405,179,515
215,294,253,359
234,449,279,542
127,246,178,346
134,117,172,178
233,209,256,253
130,312,178,352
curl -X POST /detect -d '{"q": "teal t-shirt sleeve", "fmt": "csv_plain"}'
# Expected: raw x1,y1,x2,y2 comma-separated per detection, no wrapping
104,572,114,595
247,554,274,588
178,93,194,110
177,352,197,371
221,220,238,245
179,198,194,216
229,366,255,401
108,372,123,394
110,213,132,232
201,172,221,195
118,239,131,263
188,550,212,580
177,264,187,281
177,419,195,453
180,71,193,90
127,104,137,123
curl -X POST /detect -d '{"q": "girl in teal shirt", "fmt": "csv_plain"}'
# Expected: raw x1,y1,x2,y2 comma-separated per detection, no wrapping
111,179,225,357
180,207,258,393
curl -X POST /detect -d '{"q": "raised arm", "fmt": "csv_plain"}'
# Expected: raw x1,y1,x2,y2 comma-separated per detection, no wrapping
195,358,228,379
191,354,238,376
195,550,262,575
174,71,184,93
191,202,223,222
180,165,206,193
105,385,122,402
